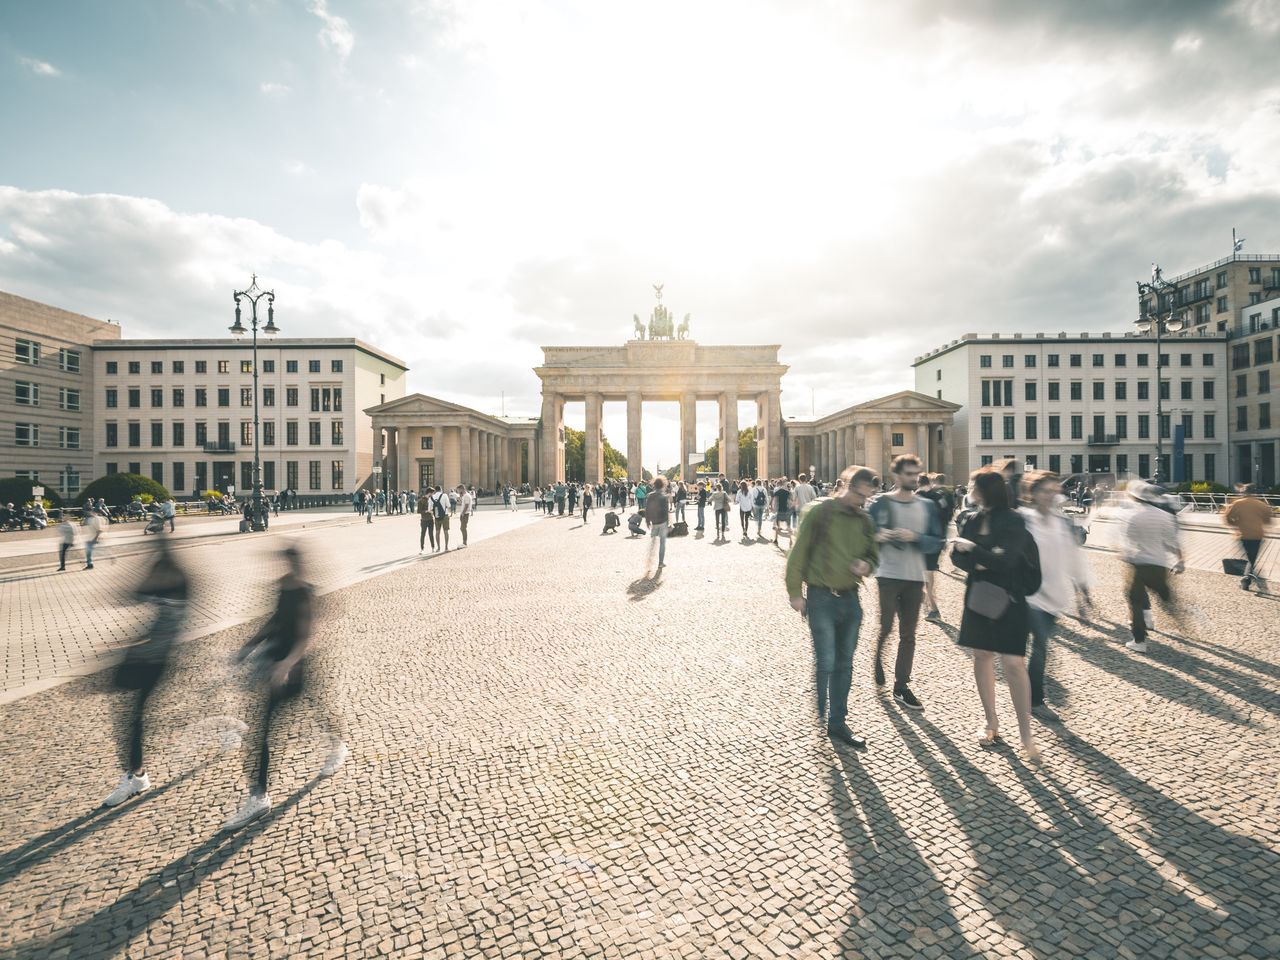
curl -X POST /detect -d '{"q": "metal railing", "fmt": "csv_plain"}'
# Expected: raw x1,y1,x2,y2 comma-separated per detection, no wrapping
202,441,237,453
1087,434,1120,446
1164,253,1280,285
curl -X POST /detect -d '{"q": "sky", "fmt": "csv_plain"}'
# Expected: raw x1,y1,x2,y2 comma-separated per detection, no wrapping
3,0,1280,471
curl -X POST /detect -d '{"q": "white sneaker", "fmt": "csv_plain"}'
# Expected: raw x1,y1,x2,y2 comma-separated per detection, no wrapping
1142,610,1154,630
102,772,150,807
320,741,349,777
1126,640,1148,653
223,791,271,831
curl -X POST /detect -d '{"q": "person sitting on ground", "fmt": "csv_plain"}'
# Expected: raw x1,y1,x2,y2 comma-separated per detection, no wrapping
627,512,645,537
603,510,620,534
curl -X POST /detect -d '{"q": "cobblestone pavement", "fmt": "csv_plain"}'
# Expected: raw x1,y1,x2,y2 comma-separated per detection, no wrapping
0,507,537,699
0,514,1277,959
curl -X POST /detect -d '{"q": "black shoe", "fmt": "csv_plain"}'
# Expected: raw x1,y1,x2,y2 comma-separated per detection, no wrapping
893,686,924,711
874,662,885,687
827,724,866,749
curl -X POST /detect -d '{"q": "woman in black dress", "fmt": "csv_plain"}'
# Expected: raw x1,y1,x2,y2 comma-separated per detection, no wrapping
952,469,1041,761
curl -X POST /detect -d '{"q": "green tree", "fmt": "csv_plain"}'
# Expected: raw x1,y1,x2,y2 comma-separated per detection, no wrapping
698,428,757,478
565,428,628,481
77,473,172,507
0,477,64,509
603,438,628,479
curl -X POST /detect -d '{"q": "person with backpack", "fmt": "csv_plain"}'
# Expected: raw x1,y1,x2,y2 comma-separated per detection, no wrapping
771,479,792,545
785,465,881,748
1224,483,1273,592
1019,471,1091,719
916,474,955,622
417,487,436,552
751,480,769,538
952,467,1042,762
426,486,451,551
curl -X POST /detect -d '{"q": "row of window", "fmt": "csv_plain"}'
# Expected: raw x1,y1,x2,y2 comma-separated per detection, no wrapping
102,460,345,492
12,425,80,448
976,452,1216,484
104,358,345,375
1237,404,1274,432
11,467,81,495
103,419,346,448
981,378,1217,405
12,340,81,372
1231,337,1277,370
13,383,81,410
103,386,343,411
978,412,1218,442
1235,370,1272,397
974,351,1215,371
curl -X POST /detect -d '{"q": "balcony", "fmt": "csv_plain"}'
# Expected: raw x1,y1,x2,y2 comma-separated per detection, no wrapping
1087,434,1120,446
203,441,237,453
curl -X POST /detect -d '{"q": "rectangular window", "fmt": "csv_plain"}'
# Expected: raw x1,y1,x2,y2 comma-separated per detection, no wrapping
1048,454,1061,474
1249,267,1262,283
1203,352,1214,366
128,387,141,408
105,422,119,447
1203,381,1215,400
331,420,344,445
263,387,275,407
1092,382,1105,401
263,421,276,446
1025,416,1037,440
150,387,163,407
195,421,208,445
311,387,321,412
128,422,141,447
1232,344,1251,369
1204,453,1216,483
241,360,252,374
128,361,141,374
172,422,185,447
1217,296,1229,313
1260,403,1272,430
1024,355,1036,368
331,459,345,489
1180,353,1192,367
890,432,904,447
1260,370,1271,394
1047,354,1059,367
1159,414,1171,439
1092,354,1104,367
150,462,163,484
979,355,992,368
263,461,275,490
58,387,80,411
1115,381,1127,401
333,388,342,412
14,381,38,406
241,421,253,446
1256,339,1274,365
1024,381,1036,402
195,360,207,374
172,388,185,407
286,421,299,446
980,416,993,441
1070,454,1083,474
263,359,275,373
1070,415,1083,440
331,359,344,373
1216,270,1228,289
1138,381,1150,401
1069,354,1082,367
1048,382,1060,401
1115,415,1128,440
148,361,161,374
15,339,40,365
105,387,118,408
1070,382,1082,401
1138,415,1150,439
217,388,230,407
286,360,298,373
240,387,252,407
57,348,81,372
286,387,298,407
420,436,434,450
1159,353,1170,367
195,388,207,407
173,462,185,492
128,462,140,475
1002,354,1014,368
151,422,163,447
1137,353,1149,367
1180,380,1193,401
1093,415,1105,440
309,421,321,445
106,361,118,375
241,461,253,491
172,360,184,374
1159,380,1170,401
980,455,993,467
309,460,321,490
218,360,230,374
1116,454,1128,476
1048,415,1060,440
1237,374,1248,398
55,425,80,450
309,359,321,373
1114,354,1127,367
1181,413,1194,439
287,461,298,490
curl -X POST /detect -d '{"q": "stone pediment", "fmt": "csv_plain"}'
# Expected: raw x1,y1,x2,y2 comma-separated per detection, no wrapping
365,393,480,417
849,390,961,413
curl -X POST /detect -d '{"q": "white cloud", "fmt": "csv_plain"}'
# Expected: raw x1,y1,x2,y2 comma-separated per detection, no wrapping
309,0,355,66
283,160,313,176
259,81,292,97
19,57,61,77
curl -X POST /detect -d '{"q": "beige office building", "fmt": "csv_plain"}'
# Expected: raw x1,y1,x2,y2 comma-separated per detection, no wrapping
90,339,406,497
0,290,121,499
1233,293,1280,487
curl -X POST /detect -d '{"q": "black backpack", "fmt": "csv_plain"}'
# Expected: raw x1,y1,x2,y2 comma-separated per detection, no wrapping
432,495,447,520
754,488,767,507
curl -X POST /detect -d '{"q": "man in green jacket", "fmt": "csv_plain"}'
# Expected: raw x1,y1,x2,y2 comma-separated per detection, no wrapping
785,465,881,748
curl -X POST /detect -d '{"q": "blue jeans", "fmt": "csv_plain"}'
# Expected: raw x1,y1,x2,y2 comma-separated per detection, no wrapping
651,521,668,565
1028,607,1056,706
807,587,863,727
696,502,705,529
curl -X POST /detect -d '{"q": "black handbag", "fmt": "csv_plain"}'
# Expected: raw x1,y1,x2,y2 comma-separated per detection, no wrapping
966,580,1011,619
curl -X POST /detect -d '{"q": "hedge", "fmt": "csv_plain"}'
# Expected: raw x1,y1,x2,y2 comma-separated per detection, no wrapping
77,473,173,507
0,477,64,509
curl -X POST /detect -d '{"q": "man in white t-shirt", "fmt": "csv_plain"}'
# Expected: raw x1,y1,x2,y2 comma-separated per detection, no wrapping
456,484,474,547
429,486,451,552
792,473,817,524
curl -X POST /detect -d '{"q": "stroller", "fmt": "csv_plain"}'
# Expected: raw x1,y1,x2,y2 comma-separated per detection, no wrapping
142,509,165,535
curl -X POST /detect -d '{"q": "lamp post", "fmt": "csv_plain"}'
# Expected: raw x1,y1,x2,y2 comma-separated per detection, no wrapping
1135,264,1186,484
230,274,278,531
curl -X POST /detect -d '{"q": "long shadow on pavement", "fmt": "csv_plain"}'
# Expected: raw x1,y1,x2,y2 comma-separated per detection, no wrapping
828,749,984,958
10,779,321,960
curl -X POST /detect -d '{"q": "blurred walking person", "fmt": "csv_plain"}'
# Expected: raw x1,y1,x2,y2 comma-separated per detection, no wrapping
83,507,104,570
1120,481,1186,652
56,509,77,571
712,482,731,541
102,535,189,806
1019,471,1090,718
785,465,880,748
644,476,671,569
916,475,955,622
736,481,754,540
952,468,1042,761
226,545,346,830
1225,483,1272,591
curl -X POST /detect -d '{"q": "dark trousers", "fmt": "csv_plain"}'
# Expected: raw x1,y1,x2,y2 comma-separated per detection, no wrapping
247,670,302,794
116,662,164,773
1242,539,1262,580
875,578,924,687
460,513,470,545
420,517,435,550
1027,607,1056,706
58,542,70,570
807,587,863,727
557,499,565,516
1127,564,1173,643
715,509,728,536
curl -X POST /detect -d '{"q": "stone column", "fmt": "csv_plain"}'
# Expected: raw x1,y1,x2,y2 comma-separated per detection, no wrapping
488,433,497,489
835,426,847,475
385,427,397,494
397,428,411,493
768,390,783,477
680,392,697,482
585,392,604,484
916,423,929,470
881,423,893,480
541,393,563,484
755,392,769,480
456,425,470,488
371,426,383,489
470,427,481,488
939,423,952,481
854,423,866,469
721,392,739,481
626,392,643,482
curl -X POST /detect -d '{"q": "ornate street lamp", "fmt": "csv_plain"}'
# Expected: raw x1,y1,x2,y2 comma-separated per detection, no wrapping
1135,264,1186,484
231,274,277,530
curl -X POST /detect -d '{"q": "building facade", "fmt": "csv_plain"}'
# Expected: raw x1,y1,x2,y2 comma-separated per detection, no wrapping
1232,293,1280,487
0,291,121,499
90,338,406,497
913,331,1230,484
1138,253,1280,338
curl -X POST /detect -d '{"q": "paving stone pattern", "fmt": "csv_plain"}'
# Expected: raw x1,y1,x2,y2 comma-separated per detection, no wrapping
0,514,1277,959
